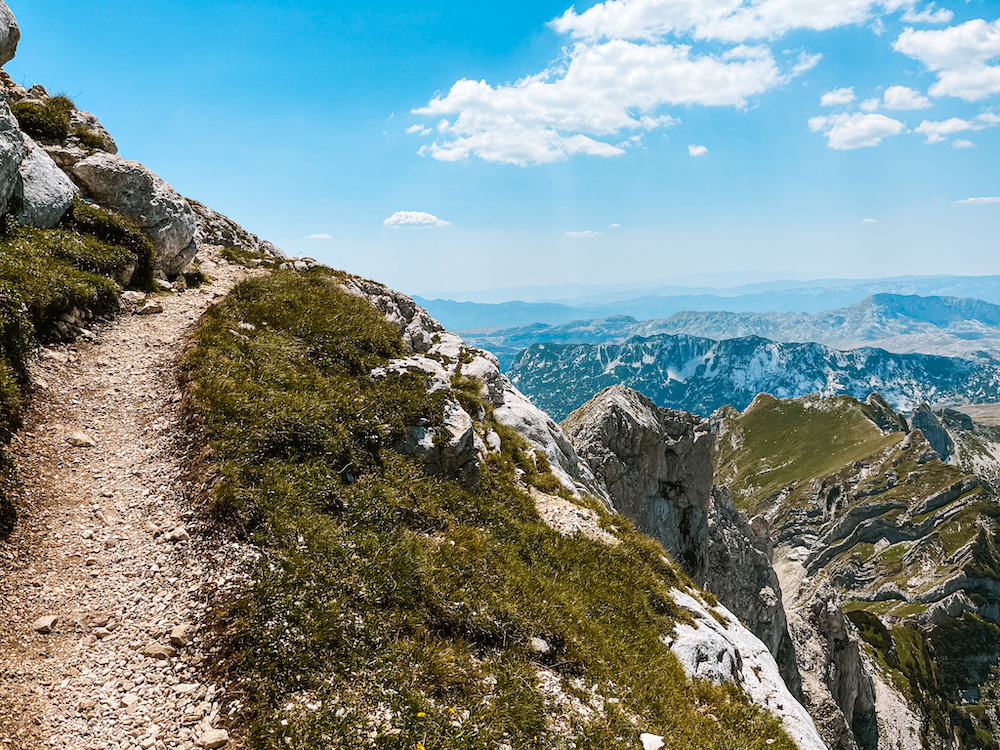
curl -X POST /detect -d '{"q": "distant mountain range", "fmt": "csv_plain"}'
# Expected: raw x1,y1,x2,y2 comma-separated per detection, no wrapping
463,294,1000,370
507,333,1000,421
415,275,1000,331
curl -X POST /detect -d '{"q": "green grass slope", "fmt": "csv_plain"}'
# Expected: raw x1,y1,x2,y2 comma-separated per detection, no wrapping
181,268,798,750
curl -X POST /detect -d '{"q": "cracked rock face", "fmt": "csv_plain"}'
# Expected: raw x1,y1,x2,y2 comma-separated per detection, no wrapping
706,486,802,698
563,385,714,582
71,152,198,276
13,138,77,228
0,97,28,218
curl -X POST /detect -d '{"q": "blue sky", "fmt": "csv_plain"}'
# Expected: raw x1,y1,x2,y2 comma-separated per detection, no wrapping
5,0,999,299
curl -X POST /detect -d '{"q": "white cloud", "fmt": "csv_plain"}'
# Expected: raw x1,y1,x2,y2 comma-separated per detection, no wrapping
565,230,604,237
550,0,921,44
862,217,878,223
383,211,451,228
609,223,622,227
688,144,708,156
953,196,1000,205
882,84,931,109
808,112,906,149
915,112,1000,143
414,38,799,165
821,87,856,106
894,19,1000,101
952,138,975,148
406,124,432,136
860,97,881,111
901,5,953,24
304,233,332,239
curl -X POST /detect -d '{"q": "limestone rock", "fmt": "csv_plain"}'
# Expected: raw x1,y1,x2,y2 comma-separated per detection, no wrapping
188,198,261,252
68,110,117,153
563,385,714,581
66,431,97,447
166,526,190,542
141,641,176,660
640,733,664,750
32,614,58,633
788,583,876,750
71,152,198,275
0,1,19,67
910,403,953,461
528,636,550,655
42,144,89,169
705,486,801,697
862,393,908,433
198,728,229,748
0,97,28,217
395,396,480,488
12,138,77,228
136,300,165,315
669,589,827,750
170,622,194,646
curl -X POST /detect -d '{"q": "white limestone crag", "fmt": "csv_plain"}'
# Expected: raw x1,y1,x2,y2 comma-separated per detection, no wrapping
668,589,827,750
0,1,18,67
0,96,27,218
12,138,77,228
71,152,198,276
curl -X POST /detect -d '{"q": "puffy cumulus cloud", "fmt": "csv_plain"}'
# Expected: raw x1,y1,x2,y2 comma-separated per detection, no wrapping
383,211,451,228
565,230,603,237
821,86,856,106
808,112,906,148
860,97,881,111
551,0,923,43
952,138,975,148
882,84,932,109
414,39,796,165
304,233,332,239
894,19,1000,100
914,112,1000,142
688,144,708,156
406,124,432,136
953,196,1000,205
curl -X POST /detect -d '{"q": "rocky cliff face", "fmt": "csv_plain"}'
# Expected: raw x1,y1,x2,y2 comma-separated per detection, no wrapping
562,386,713,581
716,392,1000,748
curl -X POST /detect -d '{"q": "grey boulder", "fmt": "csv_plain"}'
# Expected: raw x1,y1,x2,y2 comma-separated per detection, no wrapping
13,139,77,228
0,1,18,67
0,97,27,217
71,152,198,275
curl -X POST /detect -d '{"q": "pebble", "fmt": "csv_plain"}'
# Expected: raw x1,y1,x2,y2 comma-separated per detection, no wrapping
641,733,665,750
67,431,98,448
136,301,165,316
32,615,59,633
141,642,177,660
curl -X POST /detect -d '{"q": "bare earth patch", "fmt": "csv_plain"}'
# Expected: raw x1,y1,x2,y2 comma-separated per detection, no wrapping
0,249,258,750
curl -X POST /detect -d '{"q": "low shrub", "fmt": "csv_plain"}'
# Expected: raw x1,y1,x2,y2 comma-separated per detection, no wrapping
11,96,74,142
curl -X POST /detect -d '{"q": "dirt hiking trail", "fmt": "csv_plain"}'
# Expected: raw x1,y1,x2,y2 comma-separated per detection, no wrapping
0,250,257,750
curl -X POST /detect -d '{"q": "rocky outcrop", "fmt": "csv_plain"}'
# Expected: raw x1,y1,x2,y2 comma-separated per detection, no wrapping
187,198,279,255
71,152,198,276
0,97,27,218
342,275,602,497
12,138,77,228
68,109,117,153
788,584,876,750
0,1,18,67
563,385,713,581
706,486,801,697
910,403,954,460
668,589,827,750
861,393,908,434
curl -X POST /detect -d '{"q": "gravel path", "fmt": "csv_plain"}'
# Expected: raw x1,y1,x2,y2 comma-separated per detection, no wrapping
0,250,256,750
